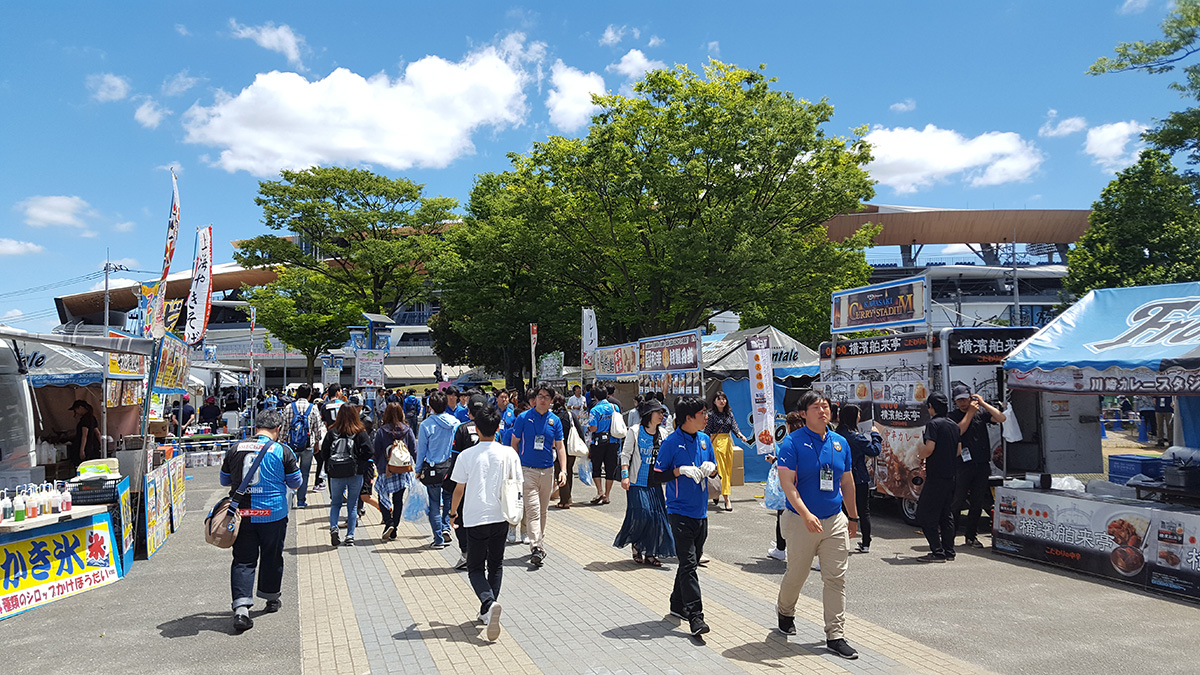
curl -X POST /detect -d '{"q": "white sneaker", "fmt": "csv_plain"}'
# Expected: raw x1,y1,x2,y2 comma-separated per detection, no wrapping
522,535,530,545
812,560,821,571
767,547,787,561
484,603,502,641
507,526,518,544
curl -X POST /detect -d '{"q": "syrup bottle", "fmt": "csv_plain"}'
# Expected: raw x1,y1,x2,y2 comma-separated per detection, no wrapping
50,484,63,514
13,489,26,522
0,490,11,522
60,485,72,513
26,486,38,519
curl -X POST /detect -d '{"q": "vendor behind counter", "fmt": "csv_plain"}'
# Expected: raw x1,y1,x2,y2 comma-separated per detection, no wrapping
68,399,101,464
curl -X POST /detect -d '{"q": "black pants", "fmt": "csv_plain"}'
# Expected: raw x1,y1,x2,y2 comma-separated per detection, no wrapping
917,476,957,556
314,453,326,485
953,461,991,541
591,441,620,481
775,510,786,551
378,489,407,529
466,521,508,615
230,517,288,610
855,482,872,547
1140,410,1156,436
668,513,707,620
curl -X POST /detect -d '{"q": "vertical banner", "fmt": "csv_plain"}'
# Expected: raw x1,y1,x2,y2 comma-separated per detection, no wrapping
185,226,213,345
746,334,776,455
152,171,182,339
139,282,161,338
582,308,598,369
530,323,538,382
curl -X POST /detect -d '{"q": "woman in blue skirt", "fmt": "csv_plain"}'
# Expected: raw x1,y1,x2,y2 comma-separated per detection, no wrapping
614,399,675,567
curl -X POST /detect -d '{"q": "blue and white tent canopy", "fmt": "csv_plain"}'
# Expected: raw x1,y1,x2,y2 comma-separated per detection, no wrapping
702,325,819,379
1005,281,1200,395
15,341,143,388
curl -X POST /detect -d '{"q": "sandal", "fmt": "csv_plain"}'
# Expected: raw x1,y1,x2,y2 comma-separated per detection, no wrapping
590,495,605,505
644,556,663,567
552,503,570,509
633,552,644,564
601,496,611,504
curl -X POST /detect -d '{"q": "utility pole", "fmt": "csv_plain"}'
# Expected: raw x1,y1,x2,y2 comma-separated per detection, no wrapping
1012,231,1021,326
101,252,129,459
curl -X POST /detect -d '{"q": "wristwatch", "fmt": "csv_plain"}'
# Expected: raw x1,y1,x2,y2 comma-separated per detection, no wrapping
847,516,859,522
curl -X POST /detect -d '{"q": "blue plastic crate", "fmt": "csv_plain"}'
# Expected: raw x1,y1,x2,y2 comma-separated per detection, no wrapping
1108,454,1164,479
1107,471,1134,486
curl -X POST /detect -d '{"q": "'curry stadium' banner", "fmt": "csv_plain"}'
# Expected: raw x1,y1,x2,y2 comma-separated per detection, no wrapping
831,275,929,334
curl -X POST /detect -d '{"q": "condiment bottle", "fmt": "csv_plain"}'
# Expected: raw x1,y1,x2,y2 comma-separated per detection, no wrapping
13,489,26,522
50,485,62,514
26,486,38,519
60,486,72,513
0,490,11,522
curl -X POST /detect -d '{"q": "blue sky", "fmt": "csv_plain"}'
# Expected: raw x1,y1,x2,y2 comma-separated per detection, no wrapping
0,1,1184,330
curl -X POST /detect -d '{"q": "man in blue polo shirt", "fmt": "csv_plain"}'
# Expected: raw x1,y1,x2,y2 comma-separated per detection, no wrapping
510,383,567,567
587,387,621,505
775,390,859,660
653,396,717,637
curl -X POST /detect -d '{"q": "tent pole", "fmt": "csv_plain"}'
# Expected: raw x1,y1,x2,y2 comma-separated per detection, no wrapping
102,249,110,458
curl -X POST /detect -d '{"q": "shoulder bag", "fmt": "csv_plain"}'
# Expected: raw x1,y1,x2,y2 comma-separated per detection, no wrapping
501,453,523,525
610,406,628,440
204,441,274,549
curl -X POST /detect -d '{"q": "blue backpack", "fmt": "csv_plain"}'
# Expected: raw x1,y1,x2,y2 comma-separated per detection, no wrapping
287,402,311,450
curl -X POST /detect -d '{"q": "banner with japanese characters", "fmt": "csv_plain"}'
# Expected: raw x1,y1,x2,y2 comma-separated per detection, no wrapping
1145,505,1200,600
746,335,776,455
594,342,639,380
168,455,187,533
184,225,213,346
582,308,598,370
144,462,172,558
355,350,385,388
0,515,120,620
638,329,701,374
947,328,1036,366
152,332,189,395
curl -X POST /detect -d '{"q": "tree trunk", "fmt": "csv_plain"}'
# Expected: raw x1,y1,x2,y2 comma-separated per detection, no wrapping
305,352,317,389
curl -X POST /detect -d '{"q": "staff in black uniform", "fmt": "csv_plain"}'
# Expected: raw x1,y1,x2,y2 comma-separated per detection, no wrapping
949,385,1005,550
915,392,961,562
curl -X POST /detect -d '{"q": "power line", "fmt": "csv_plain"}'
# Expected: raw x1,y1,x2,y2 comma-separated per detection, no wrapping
0,271,107,300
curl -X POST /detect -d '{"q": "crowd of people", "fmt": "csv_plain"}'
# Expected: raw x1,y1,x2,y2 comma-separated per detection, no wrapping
215,379,1013,661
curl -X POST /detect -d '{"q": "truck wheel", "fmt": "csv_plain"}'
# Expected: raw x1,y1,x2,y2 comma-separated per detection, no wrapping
901,498,919,525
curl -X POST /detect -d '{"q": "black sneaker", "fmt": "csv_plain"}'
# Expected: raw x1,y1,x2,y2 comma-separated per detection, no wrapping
382,525,396,540
343,536,355,547
264,599,281,613
826,638,858,659
689,615,710,636
233,613,253,632
531,547,546,566
330,528,340,547
916,552,946,563
455,555,468,570
944,551,956,561
777,613,796,636
965,538,985,549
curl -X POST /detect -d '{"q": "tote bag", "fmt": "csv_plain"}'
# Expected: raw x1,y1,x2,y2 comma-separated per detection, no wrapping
501,458,523,525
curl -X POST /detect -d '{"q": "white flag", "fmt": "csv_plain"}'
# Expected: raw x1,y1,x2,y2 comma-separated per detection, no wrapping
152,171,182,339
185,226,213,345
582,308,598,369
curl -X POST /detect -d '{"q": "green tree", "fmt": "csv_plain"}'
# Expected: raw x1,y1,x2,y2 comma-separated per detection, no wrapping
427,174,581,387
1090,0,1200,177
1065,150,1200,296
494,60,876,345
233,167,457,315
243,267,364,387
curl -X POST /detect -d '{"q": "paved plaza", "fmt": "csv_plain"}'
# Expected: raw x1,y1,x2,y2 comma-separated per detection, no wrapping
4,466,1199,675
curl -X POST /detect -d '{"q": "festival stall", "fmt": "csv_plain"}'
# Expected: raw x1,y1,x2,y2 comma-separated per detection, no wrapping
1000,282,1200,601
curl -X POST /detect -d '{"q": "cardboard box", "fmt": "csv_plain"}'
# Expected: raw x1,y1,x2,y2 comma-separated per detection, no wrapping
731,447,745,487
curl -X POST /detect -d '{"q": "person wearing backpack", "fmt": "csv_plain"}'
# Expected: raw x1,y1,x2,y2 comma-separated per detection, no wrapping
403,389,423,436
373,402,416,542
318,404,374,547
281,385,324,509
416,390,461,549
218,410,302,632
314,384,347,492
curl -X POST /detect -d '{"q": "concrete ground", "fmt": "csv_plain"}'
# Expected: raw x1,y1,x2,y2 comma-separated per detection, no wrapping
2,466,1197,675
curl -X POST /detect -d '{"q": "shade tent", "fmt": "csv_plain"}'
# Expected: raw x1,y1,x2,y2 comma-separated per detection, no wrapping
702,325,819,379
0,326,154,356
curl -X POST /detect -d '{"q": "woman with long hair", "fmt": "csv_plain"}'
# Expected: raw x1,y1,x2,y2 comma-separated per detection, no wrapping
613,399,676,567
835,404,882,553
374,402,417,542
318,404,373,547
705,392,750,512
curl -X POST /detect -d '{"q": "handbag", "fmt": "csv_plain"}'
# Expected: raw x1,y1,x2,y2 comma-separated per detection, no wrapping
386,438,414,474
204,440,274,549
419,457,453,485
501,455,523,525
707,473,723,499
610,408,628,439
567,423,590,458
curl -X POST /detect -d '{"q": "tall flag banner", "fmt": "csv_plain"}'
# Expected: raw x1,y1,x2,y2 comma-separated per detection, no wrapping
151,171,182,339
184,226,213,345
163,299,184,332
582,308,598,369
138,282,160,338
746,334,776,455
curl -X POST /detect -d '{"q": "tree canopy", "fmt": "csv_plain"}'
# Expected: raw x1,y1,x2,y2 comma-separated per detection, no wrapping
1065,149,1200,296
430,60,877,365
233,167,457,315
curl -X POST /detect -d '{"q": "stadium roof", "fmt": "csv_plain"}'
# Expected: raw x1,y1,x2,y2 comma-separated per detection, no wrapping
822,204,1089,246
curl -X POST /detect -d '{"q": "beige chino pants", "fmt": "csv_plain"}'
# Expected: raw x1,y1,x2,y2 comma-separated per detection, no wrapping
776,508,850,640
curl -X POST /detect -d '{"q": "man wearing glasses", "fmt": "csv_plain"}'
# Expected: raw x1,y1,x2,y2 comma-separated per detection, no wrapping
510,383,568,566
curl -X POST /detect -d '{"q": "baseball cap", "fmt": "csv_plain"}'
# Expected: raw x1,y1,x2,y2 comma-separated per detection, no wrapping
927,391,949,409
952,385,972,401
68,399,91,411
468,393,489,416
205,396,216,404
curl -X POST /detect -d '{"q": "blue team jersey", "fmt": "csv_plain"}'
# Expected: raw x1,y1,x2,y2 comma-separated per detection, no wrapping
589,400,615,433
454,405,471,423
632,426,658,487
654,428,715,519
513,408,563,468
776,426,851,519
220,437,302,523
502,404,516,429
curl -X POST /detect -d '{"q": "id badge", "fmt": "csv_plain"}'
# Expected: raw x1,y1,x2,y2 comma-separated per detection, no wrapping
534,434,546,449
961,446,972,462
820,466,834,492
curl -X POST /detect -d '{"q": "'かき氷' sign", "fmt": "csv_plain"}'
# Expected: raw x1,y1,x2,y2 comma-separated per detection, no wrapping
0,516,120,620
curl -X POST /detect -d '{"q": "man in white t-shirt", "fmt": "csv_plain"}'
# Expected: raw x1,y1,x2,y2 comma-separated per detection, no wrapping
449,404,520,641
567,385,587,421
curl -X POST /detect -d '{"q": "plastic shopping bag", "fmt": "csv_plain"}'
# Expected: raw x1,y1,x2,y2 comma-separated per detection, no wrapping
763,465,788,510
402,484,429,522
577,458,594,487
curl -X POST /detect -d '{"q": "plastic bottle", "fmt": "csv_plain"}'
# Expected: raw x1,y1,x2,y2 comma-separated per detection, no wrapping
0,490,11,522
13,489,26,522
50,485,62,514
60,486,72,513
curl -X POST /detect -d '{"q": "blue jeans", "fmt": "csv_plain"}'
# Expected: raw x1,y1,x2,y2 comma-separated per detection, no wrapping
328,475,364,538
296,448,314,505
426,483,454,545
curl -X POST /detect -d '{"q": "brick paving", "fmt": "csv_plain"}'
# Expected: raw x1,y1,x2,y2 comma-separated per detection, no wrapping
294,486,994,675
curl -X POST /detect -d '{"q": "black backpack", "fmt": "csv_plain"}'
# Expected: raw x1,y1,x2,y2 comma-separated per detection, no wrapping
326,432,358,478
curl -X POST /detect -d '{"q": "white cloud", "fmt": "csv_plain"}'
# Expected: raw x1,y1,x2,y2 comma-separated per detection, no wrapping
1118,0,1150,14
889,98,916,113
1085,120,1149,171
546,60,606,132
865,124,1044,194
230,19,307,69
134,97,171,128
648,35,664,48
15,195,96,227
183,35,538,176
99,257,139,269
175,24,189,36
940,244,975,255
0,239,44,255
600,24,626,46
163,70,200,96
1038,109,1087,138
707,41,720,57
86,73,131,102
113,221,135,232
2,309,22,320
631,28,641,39
607,49,666,81
80,230,99,238
90,278,139,292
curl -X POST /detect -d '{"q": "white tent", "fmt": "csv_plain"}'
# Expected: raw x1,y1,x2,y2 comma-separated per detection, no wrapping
702,325,819,379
